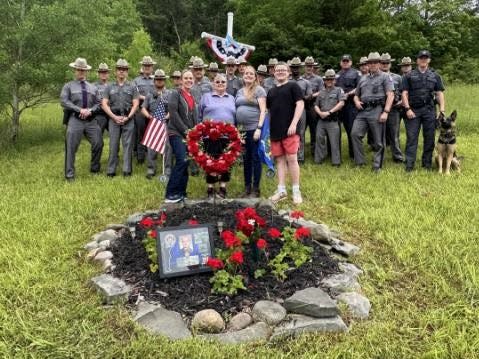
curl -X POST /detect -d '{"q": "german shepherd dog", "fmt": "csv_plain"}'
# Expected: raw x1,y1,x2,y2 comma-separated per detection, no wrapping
435,110,460,175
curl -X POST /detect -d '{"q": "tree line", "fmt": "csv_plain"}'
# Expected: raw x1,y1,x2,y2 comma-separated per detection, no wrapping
1,0,477,142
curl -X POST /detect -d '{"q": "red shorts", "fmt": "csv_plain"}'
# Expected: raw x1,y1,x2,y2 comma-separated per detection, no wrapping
270,134,300,157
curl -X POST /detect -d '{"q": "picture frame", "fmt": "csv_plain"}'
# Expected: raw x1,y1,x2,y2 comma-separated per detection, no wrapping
156,224,215,279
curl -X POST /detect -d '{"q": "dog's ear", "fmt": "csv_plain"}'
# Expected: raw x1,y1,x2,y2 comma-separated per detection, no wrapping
450,110,457,121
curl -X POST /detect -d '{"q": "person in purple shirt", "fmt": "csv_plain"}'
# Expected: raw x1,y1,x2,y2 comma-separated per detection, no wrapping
199,73,237,199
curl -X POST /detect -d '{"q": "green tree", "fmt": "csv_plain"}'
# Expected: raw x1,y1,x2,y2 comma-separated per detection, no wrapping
0,0,141,143
123,28,155,72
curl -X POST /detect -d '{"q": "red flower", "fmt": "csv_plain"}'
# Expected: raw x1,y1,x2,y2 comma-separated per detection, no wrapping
290,210,305,219
188,218,199,225
294,227,311,240
254,215,267,228
221,230,241,248
149,229,157,238
229,250,244,265
243,207,258,218
268,227,282,238
206,257,224,270
139,217,154,228
236,219,254,237
256,238,267,250
187,141,199,154
209,128,221,141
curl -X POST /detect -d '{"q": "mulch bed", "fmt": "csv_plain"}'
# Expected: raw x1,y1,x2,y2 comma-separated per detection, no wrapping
111,202,340,319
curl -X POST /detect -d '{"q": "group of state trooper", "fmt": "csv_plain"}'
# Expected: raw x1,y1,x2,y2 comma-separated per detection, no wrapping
61,49,445,181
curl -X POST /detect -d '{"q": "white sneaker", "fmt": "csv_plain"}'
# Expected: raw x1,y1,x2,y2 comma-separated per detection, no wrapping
269,191,287,203
292,191,303,205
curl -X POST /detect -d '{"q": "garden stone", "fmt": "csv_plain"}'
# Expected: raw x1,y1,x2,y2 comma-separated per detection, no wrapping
255,199,273,211
337,292,371,320
106,223,129,231
96,229,118,243
94,251,113,262
321,273,361,295
201,322,271,344
133,302,162,321
160,202,184,212
126,212,145,226
84,241,99,251
284,287,338,318
98,240,111,250
339,262,363,278
91,274,131,304
87,248,101,260
270,314,347,340
278,209,289,216
332,241,360,257
252,300,287,325
310,224,332,242
102,259,113,271
229,198,260,207
191,309,225,333
135,307,191,340
228,312,253,331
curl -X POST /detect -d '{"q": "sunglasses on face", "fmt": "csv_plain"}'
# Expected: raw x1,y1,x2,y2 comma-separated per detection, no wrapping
215,80,226,84
341,59,351,63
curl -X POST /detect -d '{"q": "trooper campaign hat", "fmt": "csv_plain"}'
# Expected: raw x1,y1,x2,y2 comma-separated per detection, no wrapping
399,57,413,66
171,70,182,78
97,63,110,72
267,58,278,68
153,69,169,80
139,56,157,65
256,64,269,76
358,56,368,66
223,56,238,66
115,58,130,69
380,53,395,63
366,52,382,63
208,62,219,72
69,58,92,70
289,57,304,67
323,69,336,80
189,57,208,69
304,56,318,66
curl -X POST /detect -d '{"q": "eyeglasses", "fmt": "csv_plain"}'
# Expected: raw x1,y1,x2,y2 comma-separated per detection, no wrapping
117,68,128,71
275,69,288,72
215,80,226,84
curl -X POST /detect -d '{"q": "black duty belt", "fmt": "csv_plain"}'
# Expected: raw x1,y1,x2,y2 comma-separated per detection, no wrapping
362,99,385,109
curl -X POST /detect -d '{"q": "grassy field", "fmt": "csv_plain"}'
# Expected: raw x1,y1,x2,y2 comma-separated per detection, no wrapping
1,84,478,358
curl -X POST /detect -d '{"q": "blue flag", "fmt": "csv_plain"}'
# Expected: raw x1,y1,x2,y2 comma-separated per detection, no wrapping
258,114,275,172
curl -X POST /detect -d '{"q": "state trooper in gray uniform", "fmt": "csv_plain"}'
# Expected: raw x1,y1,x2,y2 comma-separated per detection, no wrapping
61,58,103,181
256,64,269,87
102,59,139,177
190,57,212,104
314,69,346,166
224,56,243,97
380,53,404,163
351,52,394,172
303,56,325,156
141,69,172,180
94,63,110,134
289,57,312,163
207,62,219,82
263,58,278,94
132,56,156,164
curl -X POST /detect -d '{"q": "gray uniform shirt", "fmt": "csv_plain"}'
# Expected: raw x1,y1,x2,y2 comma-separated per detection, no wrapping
142,88,172,114
191,76,213,103
94,81,109,113
303,74,324,93
385,72,403,105
355,71,394,102
235,86,267,131
103,81,139,115
226,75,243,97
292,77,312,98
263,77,277,94
315,87,346,112
60,80,99,115
132,75,155,98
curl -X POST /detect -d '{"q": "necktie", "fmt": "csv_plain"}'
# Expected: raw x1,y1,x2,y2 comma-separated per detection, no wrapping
80,81,88,108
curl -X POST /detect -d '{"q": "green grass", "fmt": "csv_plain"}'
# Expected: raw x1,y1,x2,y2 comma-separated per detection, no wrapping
1,84,478,358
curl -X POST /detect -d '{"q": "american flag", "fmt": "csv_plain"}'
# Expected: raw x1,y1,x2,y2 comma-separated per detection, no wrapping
141,99,168,154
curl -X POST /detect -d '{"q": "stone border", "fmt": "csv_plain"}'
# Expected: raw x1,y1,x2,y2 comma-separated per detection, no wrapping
86,199,371,343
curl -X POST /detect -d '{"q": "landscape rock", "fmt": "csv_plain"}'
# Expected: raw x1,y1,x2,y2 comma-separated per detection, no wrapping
135,307,191,340
332,241,360,257
98,240,111,250
94,251,113,262
321,273,361,295
338,262,363,278
126,212,145,226
97,229,118,243
133,302,162,321
310,224,332,242
102,259,113,271
106,223,129,231
252,300,287,325
201,322,271,344
255,199,273,211
337,292,371,320
84,241,99,251
271,314,347,340
91,274,131,304
284,287,338,318
228,312,253,331
87,248,101,260
191,309,225,333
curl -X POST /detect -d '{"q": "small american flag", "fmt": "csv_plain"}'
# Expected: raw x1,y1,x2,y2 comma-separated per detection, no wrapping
141,99,168,154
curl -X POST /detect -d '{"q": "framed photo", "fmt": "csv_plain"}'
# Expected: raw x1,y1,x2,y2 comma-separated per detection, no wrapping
156,224,215,279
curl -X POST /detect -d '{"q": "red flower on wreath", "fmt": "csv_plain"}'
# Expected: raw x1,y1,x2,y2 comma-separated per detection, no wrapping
206,257,224,270
221,230,241,248
290,210,305,220
294,227,311,240
268,227,282,239
188,218,199,225
140,217,154,228
229,250,244,265
149,229,157,239
256,238,267,250
186,120,242,175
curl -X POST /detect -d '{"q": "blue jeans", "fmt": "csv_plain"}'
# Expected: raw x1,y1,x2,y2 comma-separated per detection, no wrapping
165,135,189,198
404,106,436,168
243,130,262,189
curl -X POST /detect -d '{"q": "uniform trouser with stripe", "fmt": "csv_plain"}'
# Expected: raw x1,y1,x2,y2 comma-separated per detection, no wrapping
315,120,341,165
64,117,103,179
297,109,307,161
351,106,386,169
107,119,134,174
386,109,404,161
146,141,172,176
134,111,147,161
404,106,436,169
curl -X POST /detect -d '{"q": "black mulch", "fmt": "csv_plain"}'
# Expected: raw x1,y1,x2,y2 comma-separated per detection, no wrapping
111,202,340,319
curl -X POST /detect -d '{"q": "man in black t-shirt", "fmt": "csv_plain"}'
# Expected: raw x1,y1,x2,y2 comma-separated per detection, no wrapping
266,62,305,205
